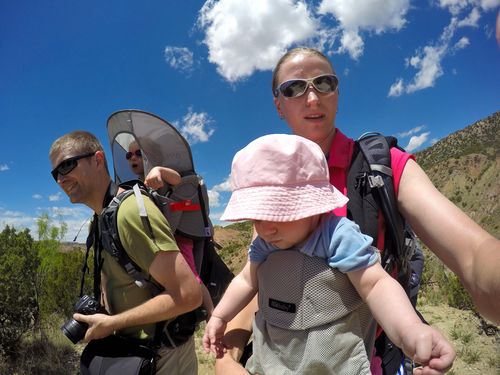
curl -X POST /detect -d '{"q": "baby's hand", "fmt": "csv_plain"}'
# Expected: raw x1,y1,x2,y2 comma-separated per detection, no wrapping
202,315,227,358
401,324,455,375
144,167,164,190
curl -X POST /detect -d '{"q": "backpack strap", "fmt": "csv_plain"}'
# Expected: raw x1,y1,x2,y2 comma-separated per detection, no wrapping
348,133,411,293
98,181,198,348
99,187,162,295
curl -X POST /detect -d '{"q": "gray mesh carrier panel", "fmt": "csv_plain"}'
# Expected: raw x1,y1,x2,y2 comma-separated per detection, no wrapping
246,251,376,375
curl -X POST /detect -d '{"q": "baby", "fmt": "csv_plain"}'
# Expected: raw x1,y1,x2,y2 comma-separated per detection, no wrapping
203,134,455,374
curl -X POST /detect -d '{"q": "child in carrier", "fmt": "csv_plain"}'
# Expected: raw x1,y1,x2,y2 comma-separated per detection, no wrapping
203,134,455,375
127,141,214,319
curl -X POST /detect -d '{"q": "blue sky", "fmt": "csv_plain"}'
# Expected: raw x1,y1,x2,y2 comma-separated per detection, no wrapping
1,0,499,242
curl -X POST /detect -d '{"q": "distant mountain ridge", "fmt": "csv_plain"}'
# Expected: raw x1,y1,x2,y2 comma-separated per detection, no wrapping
415,110,499,237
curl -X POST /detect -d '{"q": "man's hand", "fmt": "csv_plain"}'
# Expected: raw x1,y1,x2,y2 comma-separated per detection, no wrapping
73,313,115,342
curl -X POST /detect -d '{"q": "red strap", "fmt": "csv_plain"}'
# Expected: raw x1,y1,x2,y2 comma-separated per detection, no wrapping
170,200,201,211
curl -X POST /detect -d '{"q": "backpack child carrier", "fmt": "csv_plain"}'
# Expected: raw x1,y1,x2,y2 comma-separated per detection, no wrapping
85,109,234,346
347,132,424,375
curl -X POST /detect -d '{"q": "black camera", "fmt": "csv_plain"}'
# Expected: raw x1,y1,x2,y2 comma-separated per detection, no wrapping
61,295,102,344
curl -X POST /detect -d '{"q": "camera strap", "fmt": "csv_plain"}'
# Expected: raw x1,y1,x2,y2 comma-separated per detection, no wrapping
80,182,118,299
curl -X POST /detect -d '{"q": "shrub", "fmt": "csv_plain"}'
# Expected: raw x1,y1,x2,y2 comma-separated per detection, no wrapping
0,226,39,355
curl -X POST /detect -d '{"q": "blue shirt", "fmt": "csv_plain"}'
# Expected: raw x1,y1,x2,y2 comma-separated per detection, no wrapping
249,215,378,273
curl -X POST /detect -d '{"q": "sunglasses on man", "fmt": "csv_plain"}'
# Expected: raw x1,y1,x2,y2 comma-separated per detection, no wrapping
274,74,339,98
51,152,95,182
125,149,142,160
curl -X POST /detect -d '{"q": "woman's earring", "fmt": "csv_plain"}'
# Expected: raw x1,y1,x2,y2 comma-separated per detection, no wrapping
279,112,284,119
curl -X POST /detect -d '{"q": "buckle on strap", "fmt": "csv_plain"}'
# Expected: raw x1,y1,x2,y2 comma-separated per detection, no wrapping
367,175,385,188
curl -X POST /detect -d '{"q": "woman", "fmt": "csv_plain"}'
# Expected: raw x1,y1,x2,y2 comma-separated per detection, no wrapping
215,47,500,374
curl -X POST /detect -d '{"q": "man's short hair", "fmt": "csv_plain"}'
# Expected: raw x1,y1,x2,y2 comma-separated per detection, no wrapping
50,130,109,173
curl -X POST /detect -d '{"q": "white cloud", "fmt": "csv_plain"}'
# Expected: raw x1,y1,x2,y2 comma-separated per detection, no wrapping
453,36,470,50
437,0,500,14
479,0,500,10
208,176,232,208
437,0,470,15
48,192,62,202
388,78,404,97
337,29,364,60
164,46,194,73
0,208,36,234
0,164,9,171
32,194,43,200
457,7,481,27
198,0,317,82
48,206,84,217
387,0,499,97
405,45,446,93
388,14,473,96
405,132,431,152
397,125,427,138
207,189,221,207
318,0,409,32
318,0,409,59
178,109,215,144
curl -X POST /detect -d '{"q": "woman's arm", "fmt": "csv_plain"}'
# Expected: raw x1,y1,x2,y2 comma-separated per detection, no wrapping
398,159,500,323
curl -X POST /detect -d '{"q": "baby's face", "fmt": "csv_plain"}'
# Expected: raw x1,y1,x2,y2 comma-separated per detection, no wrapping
127,144,144,176
254,215,320,249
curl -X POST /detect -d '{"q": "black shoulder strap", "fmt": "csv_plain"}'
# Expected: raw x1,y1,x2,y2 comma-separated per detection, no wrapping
348,133,411,293
99,184,162,297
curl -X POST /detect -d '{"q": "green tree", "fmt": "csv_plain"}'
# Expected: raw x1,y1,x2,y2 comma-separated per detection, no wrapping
0,226,39,354
35,213,88,318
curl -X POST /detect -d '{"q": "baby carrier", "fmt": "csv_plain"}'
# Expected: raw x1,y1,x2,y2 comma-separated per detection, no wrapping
99,109,233,343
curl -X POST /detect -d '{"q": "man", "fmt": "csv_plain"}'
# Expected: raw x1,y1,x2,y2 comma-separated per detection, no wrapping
49,130,202,374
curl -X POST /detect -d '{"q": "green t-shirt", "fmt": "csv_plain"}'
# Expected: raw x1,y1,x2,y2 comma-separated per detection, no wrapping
100,193,178,338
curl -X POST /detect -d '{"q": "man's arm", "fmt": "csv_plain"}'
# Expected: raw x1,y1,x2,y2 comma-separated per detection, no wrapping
398,159,500,323
75,250,202,341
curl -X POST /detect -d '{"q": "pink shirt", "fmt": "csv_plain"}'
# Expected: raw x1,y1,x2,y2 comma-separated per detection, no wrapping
175,235,202,284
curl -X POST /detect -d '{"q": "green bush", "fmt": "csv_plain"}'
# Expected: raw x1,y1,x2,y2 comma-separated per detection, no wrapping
445,274,474,311
0,226,39,355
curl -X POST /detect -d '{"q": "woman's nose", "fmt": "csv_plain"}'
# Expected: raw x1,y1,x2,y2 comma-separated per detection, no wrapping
305,87,320,106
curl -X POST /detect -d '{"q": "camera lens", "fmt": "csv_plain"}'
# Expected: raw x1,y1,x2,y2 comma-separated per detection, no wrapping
61,318,88,344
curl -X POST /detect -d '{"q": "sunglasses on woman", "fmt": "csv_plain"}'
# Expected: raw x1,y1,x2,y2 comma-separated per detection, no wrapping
274,74,339,98
126,149,142,160
51,152,96,182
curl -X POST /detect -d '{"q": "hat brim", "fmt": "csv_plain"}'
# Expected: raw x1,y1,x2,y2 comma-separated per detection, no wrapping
220,182,348,222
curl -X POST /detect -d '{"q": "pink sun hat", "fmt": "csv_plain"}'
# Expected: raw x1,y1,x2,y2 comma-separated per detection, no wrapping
220,134,348,222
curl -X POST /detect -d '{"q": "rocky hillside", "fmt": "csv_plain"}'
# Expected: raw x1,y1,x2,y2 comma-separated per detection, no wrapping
416,111,499,237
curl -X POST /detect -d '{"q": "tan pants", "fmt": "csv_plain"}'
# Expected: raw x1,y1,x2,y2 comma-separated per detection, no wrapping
155,336,198,375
